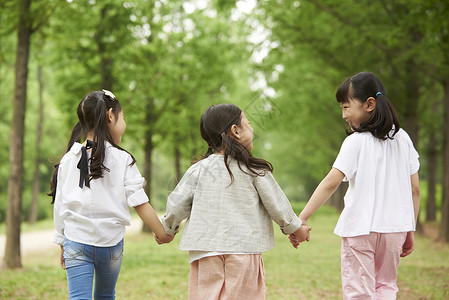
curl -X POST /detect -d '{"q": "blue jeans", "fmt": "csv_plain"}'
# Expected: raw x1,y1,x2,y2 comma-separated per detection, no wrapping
63,238,124,300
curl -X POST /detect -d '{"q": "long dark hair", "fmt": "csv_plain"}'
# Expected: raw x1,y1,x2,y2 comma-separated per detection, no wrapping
48,91,136,203
198,103,273,183
336,71,400,140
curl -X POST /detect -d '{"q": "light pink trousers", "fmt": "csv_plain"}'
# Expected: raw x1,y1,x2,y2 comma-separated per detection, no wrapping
188,254,266,300
341,232,407,300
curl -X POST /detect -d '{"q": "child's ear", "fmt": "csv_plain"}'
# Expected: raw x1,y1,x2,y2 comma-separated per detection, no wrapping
229,124,240,139
365,97,376,112
106,108,114,124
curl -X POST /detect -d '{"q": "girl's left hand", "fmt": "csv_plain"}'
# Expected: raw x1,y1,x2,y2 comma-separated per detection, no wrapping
59,245,66,270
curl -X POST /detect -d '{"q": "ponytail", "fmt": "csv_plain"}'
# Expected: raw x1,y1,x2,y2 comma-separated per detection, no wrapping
48,122,83,204
49,90,136,203
361,92,400,139
87,97,110,187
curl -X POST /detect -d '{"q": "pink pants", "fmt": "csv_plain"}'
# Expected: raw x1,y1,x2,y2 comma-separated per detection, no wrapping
341,232,407,300
188,254,266,300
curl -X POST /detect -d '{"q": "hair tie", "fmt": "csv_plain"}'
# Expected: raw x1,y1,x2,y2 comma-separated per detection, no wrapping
77,140,94,188
376,92,382,97
221,132,226,138
102,89,116,101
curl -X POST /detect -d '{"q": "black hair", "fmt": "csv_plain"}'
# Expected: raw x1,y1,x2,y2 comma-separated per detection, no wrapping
48,91,136,203
336,71,400,140
198,103,273,183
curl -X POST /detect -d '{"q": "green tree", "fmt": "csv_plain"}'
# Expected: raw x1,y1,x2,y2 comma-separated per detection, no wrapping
252,0,448,234
3,0,58,269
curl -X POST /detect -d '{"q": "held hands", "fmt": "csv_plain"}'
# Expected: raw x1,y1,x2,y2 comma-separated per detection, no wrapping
155,232,175,245
289,224,312,249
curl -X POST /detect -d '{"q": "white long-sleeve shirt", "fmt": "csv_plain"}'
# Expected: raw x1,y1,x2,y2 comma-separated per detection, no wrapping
53,142,148,246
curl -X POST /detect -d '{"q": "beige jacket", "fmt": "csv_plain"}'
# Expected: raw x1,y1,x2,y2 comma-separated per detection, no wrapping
161,154,301,253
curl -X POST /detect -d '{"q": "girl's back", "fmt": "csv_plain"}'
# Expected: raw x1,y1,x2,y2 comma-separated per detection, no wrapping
161,103,308,300
56,141,142,246
333,129,419,237
165,154,298,253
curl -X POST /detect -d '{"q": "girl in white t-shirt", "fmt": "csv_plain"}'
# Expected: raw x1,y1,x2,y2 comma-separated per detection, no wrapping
290,72,420,299
159,103,311,299
49,90,172,299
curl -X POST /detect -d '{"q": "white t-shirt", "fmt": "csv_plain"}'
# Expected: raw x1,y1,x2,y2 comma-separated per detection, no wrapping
53,142,149,247
332,129,419,237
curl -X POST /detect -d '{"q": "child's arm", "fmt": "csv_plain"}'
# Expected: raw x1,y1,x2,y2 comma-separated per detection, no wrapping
299,168,345,223
134,202,174,244
254,172,303,235
289,168,344,248
411,172,421,224
161,167,198,236
59,245,66,270
401,172,420,257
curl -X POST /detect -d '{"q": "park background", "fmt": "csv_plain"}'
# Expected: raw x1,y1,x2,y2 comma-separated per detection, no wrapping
1,0,449,299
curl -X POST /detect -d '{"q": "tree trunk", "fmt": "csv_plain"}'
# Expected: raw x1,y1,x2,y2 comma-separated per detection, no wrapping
142,98,155,233
4,0,32,269
175,146,181,184
426,131,437,222
140,0,157,234
29,65,44,224
97,5,113,90
440,80,449,242
403,62,423,234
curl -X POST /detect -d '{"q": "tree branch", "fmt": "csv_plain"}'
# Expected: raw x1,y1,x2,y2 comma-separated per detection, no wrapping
306,0,390,53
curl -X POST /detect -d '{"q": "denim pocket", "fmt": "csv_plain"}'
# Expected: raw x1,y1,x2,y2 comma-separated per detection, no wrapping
63,239,84,259
110,240,124,260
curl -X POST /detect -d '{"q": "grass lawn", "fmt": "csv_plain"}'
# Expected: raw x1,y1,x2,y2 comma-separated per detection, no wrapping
1,204,448,299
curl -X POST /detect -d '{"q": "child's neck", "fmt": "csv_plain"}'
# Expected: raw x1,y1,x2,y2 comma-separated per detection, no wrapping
84,131,94,145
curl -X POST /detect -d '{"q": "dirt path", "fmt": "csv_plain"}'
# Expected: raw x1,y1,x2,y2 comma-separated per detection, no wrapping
0,218,143,258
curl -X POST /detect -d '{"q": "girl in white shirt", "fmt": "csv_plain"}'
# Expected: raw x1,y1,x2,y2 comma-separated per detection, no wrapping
49,90,172,299
290,72,420,299
160,103,311,299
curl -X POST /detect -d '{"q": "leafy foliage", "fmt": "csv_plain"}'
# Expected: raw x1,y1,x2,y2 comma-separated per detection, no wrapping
0,0,448,227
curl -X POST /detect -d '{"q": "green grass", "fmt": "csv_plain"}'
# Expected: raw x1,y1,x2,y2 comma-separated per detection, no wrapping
1,205,448,299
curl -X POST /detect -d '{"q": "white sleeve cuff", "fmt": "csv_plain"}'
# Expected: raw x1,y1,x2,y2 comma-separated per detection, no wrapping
280,216,302,235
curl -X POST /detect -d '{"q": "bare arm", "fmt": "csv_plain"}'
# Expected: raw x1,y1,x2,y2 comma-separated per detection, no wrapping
134,202,173,243
289,168,344,248
299,168,345,223
411,172,421,223
402,172,420,257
